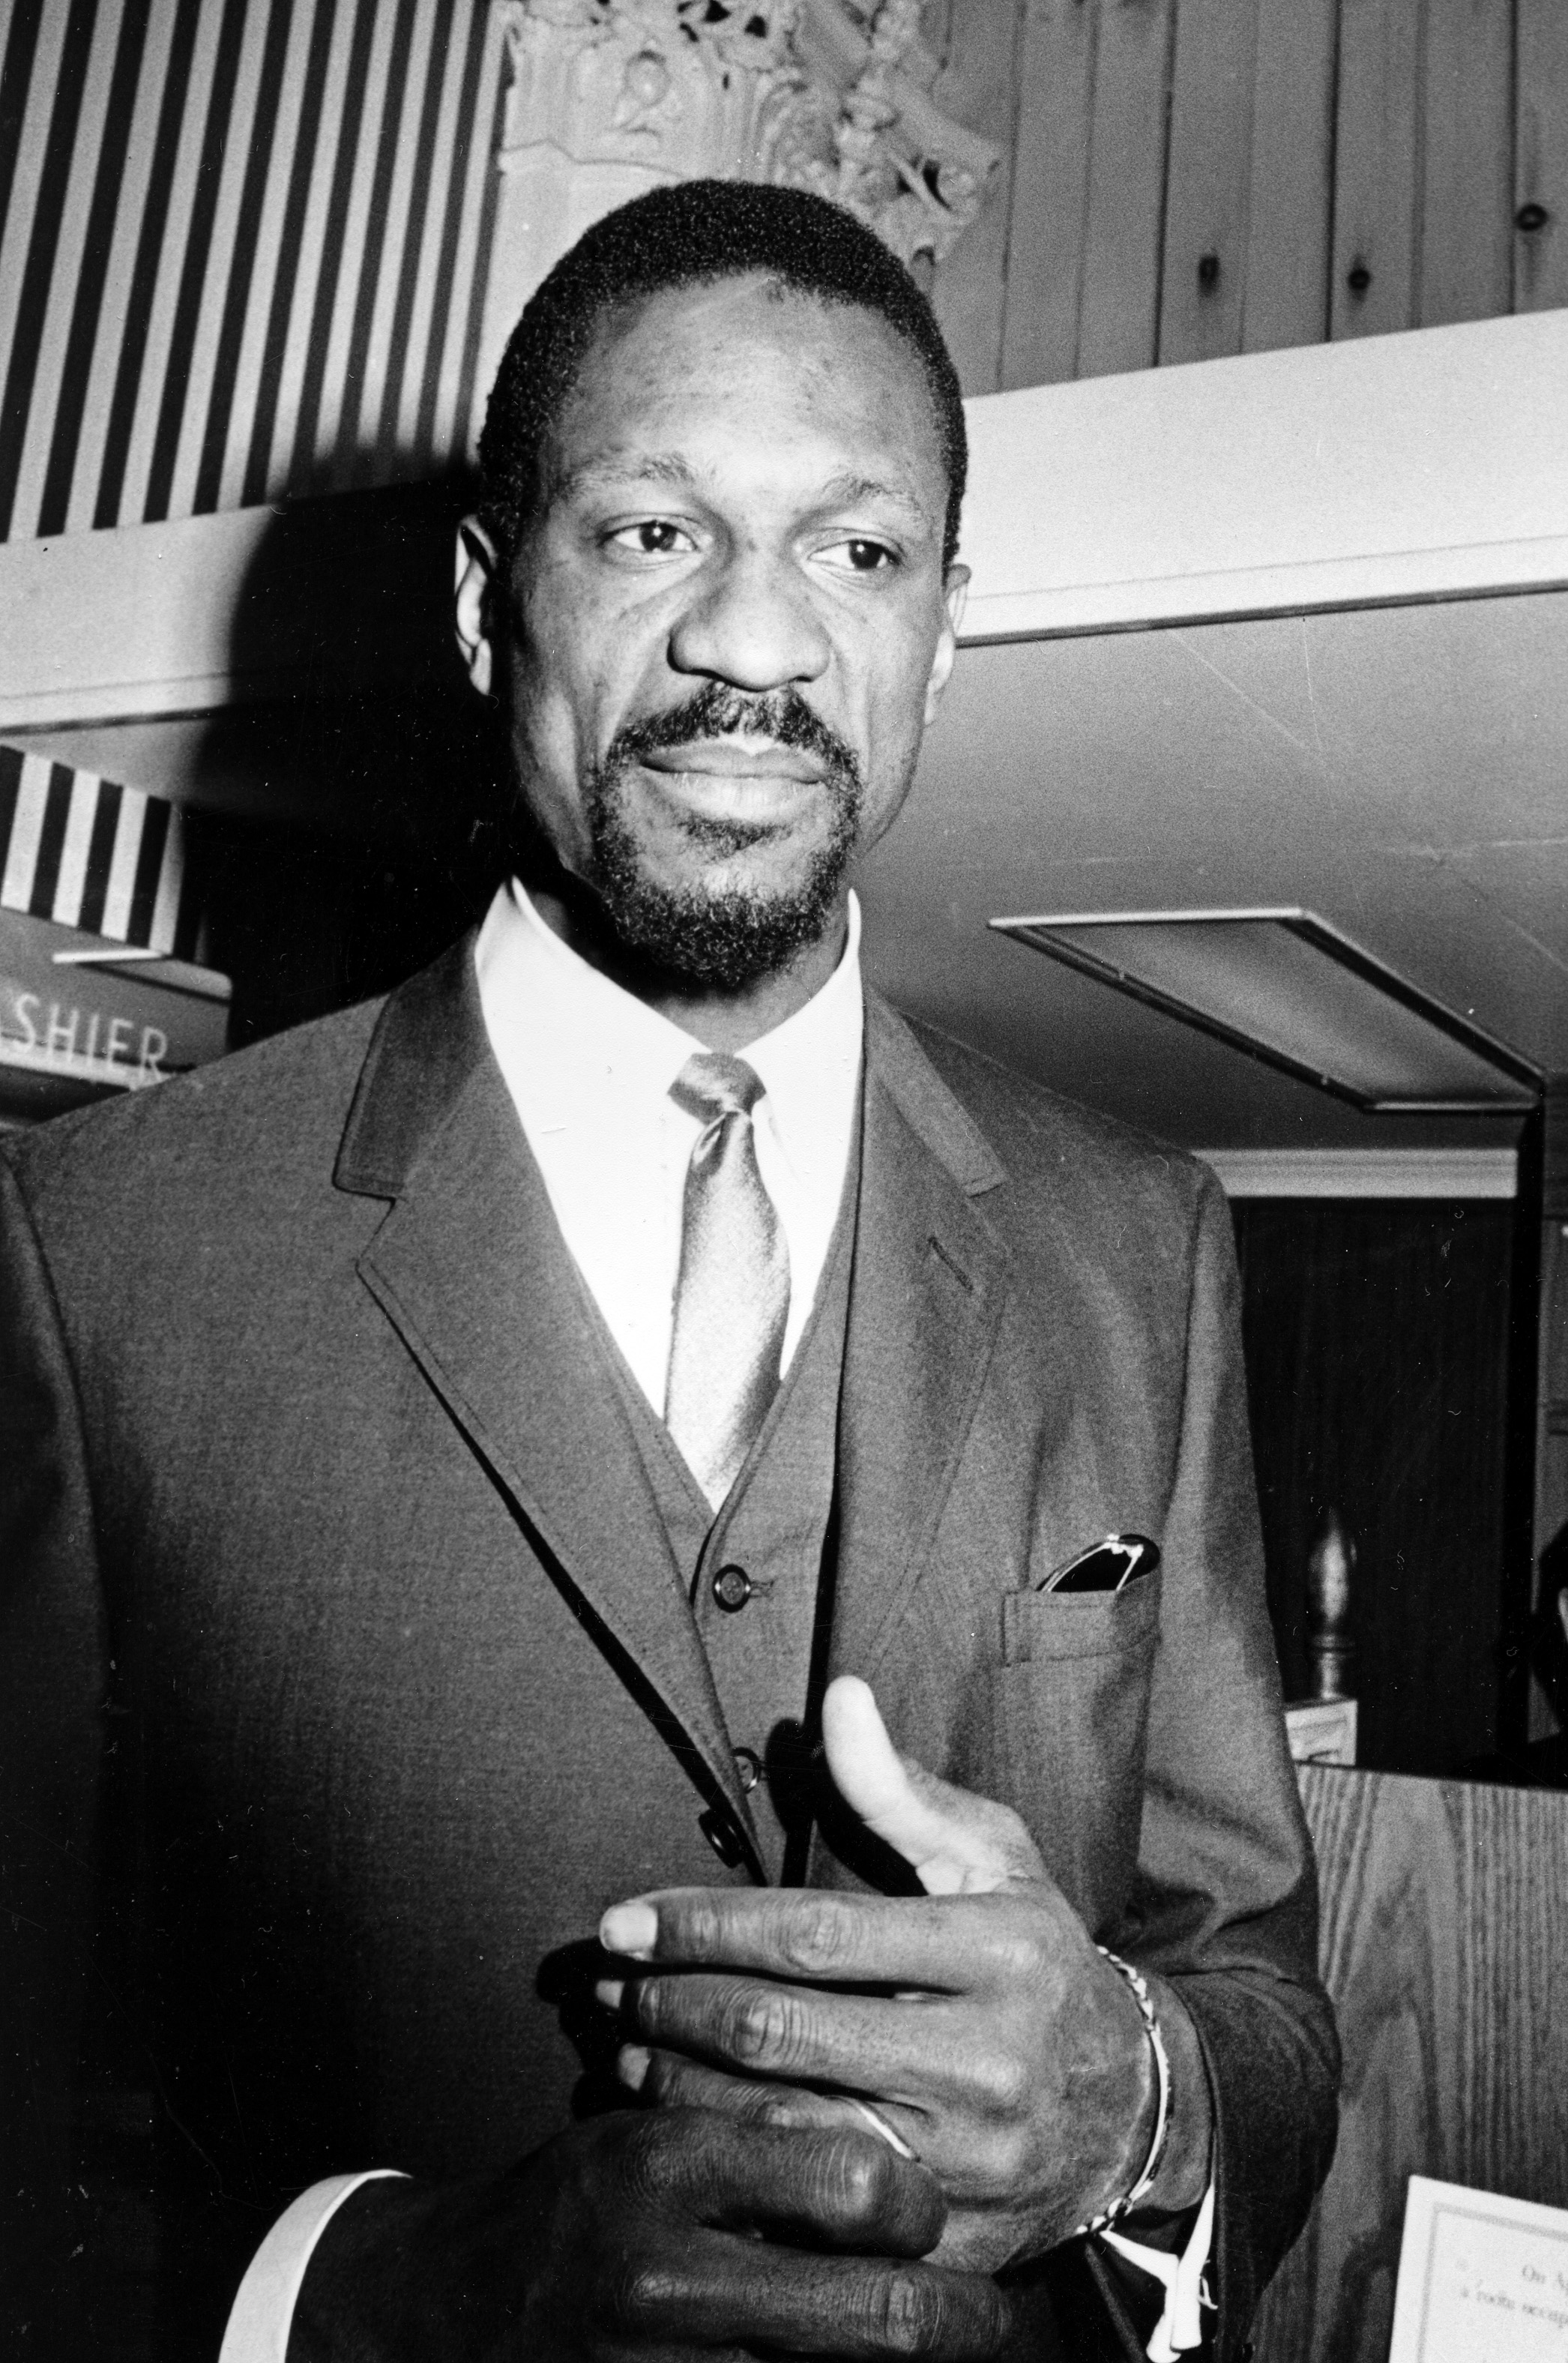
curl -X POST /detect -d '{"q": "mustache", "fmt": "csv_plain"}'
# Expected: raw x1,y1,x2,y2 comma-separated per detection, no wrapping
606,683,860,785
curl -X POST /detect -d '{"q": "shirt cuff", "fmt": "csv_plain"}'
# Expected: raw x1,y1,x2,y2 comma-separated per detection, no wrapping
217,2170,409,2362
1101,2179,1216,2362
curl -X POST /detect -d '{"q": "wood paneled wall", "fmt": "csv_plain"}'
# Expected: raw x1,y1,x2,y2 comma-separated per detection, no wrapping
923,0,1568,397
1254,1765,1568,2363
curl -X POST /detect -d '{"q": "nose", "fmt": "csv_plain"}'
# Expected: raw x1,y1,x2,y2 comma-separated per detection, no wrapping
666,547,831,691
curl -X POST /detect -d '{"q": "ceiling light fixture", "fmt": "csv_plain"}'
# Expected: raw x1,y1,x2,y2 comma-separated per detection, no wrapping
989,907,1541,1113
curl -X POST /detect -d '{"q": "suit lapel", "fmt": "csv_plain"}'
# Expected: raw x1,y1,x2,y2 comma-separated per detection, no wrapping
335,941,760,1863
829,996,1013,1685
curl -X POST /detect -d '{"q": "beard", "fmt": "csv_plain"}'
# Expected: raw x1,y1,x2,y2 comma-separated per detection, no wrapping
580,683,864,993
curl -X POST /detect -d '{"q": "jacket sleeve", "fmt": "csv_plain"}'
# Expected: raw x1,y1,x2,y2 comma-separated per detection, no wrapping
1121,1168,1340,2361
0,1153,111,2355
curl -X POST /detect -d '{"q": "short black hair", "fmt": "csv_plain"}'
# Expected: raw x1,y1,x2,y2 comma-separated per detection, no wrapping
478,178,966,571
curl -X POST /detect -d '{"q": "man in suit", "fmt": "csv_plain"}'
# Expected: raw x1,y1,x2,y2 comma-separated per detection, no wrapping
1,183,1337,2361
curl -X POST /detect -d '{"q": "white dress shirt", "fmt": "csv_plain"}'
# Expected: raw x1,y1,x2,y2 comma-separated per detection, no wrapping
474,875,864,1420
220,877,1209,2360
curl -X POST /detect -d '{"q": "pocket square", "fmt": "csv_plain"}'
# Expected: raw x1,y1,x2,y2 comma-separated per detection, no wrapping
1037,1533,1161,1596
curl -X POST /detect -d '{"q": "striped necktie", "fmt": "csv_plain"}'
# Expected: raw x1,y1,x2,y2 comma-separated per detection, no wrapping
665,1052,791,1506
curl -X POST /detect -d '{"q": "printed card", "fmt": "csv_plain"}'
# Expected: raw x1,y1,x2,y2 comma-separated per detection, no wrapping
1388,2175,1568,2363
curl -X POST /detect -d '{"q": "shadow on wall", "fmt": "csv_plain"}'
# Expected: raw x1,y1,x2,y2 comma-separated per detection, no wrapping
187,475,513,1047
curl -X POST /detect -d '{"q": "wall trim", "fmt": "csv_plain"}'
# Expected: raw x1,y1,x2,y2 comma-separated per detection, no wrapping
1199,1148,1518,1199
959,312,1568,642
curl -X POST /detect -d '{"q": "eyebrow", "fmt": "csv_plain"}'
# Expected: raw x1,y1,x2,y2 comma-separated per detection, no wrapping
815,469,932,526
549,451,702,508
549,451,935,529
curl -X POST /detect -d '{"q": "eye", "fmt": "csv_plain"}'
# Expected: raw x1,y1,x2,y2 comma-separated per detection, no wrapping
818,537,899,575
606,519,696,557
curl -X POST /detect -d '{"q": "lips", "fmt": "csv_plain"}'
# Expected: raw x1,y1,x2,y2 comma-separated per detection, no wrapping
638,738,830,783
635,767,824,834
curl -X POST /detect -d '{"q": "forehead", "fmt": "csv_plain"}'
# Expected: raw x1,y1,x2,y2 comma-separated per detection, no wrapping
543,274,947,519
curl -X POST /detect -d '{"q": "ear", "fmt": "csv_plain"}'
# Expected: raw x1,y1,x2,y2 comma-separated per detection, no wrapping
924,563,969,726
454,517,501,698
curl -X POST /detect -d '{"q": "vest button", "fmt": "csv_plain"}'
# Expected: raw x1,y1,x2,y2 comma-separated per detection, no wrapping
732,1747,762,1792
699,1805,745,1867
712,1564,752,1612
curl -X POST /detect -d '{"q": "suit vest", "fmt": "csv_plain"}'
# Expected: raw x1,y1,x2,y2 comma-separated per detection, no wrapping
597,1113,860,1883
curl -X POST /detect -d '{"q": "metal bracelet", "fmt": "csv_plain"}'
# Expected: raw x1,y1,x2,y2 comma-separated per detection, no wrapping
1072,1947,1173,2238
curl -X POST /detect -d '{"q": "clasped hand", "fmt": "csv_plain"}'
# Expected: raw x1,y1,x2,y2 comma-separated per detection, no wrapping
599,1676,1155,2277
296,1680,1166,2360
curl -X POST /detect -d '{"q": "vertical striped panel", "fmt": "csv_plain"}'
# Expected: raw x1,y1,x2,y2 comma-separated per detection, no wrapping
385,0,461,457
76,774,121,934
0,748,189,949
0,6,52,275
106,0,229,525
0,1,70,404
0,745,22,870
16,0,133,538
0,0,505,542
148,798,183,953
90,0,204,529
355,0,459,473
25,760,70,915
333,0,425,475
64,5,180,531
0,0,99,538
253,0,364,502
0,749,49,907
38,0,154,535
208,0,318,514
301,0,401,482
162,0,278,523
51,765,101,924
425,0,504,463
101,782,148,941
373,0,456,474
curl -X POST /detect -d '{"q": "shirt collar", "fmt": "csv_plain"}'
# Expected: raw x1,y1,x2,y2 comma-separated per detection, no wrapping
474,877,863,1149
741,897,863,1189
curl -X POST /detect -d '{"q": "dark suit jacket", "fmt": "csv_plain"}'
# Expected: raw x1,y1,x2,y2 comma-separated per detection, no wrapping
0,936,1337,2359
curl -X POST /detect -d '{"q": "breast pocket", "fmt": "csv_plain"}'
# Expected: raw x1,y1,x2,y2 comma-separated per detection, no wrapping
998,1570,1162,1935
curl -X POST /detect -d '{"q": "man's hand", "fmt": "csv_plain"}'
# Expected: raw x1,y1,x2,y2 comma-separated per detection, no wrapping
599,1679,1210,2276
293,2104,1016,2361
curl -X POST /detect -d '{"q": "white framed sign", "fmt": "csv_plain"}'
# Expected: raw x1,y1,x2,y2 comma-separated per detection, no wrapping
1389,2175,1568,2363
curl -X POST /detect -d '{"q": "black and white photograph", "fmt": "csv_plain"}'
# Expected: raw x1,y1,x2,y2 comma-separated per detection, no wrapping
1,4,1564,2359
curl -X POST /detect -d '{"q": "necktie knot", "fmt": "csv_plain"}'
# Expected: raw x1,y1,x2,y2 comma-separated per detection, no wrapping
671,1051,766,1128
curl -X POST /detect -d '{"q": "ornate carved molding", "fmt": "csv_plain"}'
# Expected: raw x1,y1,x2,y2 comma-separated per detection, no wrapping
476,1,1001,422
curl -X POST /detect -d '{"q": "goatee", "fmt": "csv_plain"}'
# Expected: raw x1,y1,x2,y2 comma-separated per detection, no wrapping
582,684,863,993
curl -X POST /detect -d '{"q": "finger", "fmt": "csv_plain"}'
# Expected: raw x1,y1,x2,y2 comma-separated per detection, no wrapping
633,2109,941,2256
628,2045,923,2158
600,1881,1036,1990
822,1677,1046,1894
627,1969,964,2102
616,2230,1013,2361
